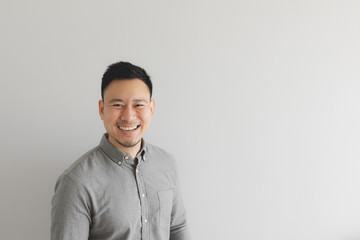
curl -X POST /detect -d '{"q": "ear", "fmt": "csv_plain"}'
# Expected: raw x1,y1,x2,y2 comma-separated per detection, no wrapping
150,99,155,116
99,99,104,120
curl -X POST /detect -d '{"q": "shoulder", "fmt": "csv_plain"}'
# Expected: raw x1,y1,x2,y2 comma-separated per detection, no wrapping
57,146,107,186
145,143,176,163
144,142,179,174
146,143,174,158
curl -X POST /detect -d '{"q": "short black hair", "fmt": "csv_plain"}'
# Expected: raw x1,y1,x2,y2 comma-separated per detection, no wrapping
101,61,153,99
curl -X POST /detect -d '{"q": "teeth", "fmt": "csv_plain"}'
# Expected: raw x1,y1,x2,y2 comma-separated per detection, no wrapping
119,125,138,131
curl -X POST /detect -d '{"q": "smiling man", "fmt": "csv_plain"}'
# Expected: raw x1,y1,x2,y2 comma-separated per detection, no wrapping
51,62,190,240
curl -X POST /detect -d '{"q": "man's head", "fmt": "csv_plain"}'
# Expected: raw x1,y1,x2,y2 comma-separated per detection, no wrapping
99,62,155,154
101,61,153,100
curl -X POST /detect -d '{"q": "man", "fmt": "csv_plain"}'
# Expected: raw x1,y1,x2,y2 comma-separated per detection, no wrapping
51,61,190,240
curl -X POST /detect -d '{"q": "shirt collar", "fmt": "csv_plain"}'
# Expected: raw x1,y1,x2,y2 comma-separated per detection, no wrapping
99,133,147,164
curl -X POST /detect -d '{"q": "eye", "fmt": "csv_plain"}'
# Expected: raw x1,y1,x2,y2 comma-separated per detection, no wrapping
135,104,144,107
112,104,124,108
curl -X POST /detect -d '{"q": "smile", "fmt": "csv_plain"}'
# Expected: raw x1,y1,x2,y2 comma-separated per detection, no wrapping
118,125,139,131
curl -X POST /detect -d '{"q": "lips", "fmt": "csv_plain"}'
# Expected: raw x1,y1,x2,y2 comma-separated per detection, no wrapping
116,124,141,134
118,125,138,131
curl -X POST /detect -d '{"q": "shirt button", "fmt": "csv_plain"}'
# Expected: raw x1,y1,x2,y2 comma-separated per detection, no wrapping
141,193,145,198
124,156,129,160
144,219,148,223
117,161,122,165
143,156,146,160
136,169,139,173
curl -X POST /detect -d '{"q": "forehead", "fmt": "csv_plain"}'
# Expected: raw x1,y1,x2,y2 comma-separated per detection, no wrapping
104,79,150,101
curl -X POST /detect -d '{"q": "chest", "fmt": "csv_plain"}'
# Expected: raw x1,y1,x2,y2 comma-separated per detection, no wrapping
88,165,175,235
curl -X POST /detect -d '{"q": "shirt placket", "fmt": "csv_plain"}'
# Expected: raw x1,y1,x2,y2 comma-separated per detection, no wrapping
135,161,149,240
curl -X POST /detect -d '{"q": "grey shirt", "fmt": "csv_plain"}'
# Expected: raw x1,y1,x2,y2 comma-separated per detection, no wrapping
51,134,190,240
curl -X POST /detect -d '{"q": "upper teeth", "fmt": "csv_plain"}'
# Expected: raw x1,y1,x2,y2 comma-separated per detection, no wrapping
119,126,137,131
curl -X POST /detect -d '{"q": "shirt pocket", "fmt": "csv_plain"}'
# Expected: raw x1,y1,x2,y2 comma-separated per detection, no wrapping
157,189,174,229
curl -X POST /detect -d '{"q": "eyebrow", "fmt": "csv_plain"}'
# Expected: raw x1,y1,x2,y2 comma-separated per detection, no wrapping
109,98,149,103
109,98,124,103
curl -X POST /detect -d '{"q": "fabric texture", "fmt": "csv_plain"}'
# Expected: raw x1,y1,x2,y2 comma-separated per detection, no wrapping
51,133,190,240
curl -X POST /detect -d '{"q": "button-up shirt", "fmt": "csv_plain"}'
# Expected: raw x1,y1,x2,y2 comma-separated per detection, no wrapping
51,134,190,240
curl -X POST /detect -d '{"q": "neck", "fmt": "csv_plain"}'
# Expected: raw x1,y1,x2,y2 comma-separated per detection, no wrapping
108,136,142,161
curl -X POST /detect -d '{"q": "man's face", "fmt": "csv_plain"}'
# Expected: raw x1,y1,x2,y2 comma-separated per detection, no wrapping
99,79,155,151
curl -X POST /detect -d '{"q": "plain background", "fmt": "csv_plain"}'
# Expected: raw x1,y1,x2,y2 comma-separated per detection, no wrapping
1,1,360,239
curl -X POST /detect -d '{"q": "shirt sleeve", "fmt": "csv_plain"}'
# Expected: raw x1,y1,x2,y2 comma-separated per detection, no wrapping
51,175,91,240
169,166,191,240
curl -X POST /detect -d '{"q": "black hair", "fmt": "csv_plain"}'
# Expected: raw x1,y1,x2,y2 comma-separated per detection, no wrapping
101,61,153,99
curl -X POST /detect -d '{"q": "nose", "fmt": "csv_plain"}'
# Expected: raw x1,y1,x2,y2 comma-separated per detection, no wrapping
120,105,136,122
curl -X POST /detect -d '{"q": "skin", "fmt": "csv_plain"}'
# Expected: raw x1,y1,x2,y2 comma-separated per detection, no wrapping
99,79,155,160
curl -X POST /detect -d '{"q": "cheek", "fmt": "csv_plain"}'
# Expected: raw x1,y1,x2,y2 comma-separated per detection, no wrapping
140,111,153,124
104,110,119,122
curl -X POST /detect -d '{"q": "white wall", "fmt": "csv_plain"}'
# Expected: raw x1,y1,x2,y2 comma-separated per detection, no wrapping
1,1,360,239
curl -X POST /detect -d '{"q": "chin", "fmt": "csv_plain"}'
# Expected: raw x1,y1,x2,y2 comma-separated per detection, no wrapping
117,138,141,148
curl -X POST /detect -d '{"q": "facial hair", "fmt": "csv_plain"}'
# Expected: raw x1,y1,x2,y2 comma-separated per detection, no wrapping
112,136,142,148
